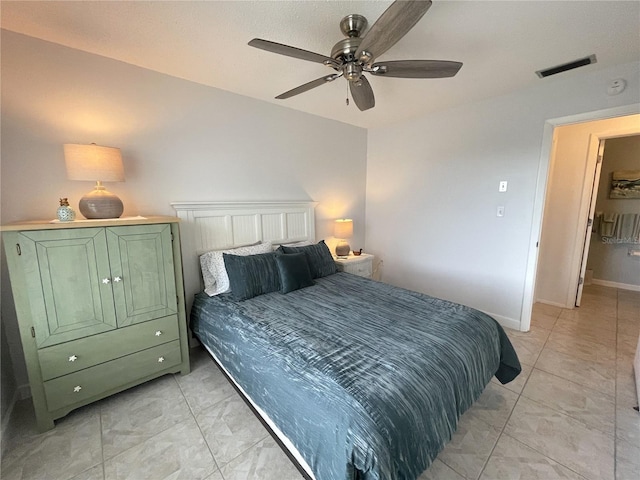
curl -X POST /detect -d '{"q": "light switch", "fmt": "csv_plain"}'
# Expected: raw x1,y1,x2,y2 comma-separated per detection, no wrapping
499,181,508,192
497,206,505,217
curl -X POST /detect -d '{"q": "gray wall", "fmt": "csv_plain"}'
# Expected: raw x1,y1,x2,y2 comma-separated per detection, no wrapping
588,135,640,287
0,30,367,390
366,61,640,328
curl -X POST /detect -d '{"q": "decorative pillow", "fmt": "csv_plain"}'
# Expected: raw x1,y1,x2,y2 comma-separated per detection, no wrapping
223,251,281,301
275,253,314,294
200,242,272,296
279,240,337,279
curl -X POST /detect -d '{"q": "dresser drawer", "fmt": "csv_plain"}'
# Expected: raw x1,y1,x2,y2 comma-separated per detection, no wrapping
337,260,372,278
334,255,374,279
38,315,179,381
44,340,181,412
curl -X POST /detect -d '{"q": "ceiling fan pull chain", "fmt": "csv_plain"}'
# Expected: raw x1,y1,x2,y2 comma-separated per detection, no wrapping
346,81,350,106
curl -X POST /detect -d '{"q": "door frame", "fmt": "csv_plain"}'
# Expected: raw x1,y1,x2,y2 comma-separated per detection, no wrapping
575,138,606,307
520,103,640,332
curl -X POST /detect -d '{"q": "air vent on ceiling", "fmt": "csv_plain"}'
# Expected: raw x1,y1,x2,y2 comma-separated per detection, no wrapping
535,54,597,78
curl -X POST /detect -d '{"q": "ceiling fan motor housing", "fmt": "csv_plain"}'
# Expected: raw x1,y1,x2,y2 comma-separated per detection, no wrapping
331,37,361,62
332,15,368,81
332,14,376,68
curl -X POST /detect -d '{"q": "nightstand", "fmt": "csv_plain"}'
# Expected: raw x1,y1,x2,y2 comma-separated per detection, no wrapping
334,253,374,279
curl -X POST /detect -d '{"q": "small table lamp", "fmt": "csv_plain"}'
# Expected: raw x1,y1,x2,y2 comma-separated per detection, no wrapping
334,219,353,257
64,143,125,219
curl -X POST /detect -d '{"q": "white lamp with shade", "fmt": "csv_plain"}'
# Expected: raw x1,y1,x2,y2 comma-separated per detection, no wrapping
64,143,125,219
334,218,353,257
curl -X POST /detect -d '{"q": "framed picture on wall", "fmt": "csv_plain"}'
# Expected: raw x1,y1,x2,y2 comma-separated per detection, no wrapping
610,170,640,199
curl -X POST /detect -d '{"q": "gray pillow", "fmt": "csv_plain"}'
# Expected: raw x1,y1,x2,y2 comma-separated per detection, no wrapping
275,253,314,294
279,240,337,279
223,251,281,301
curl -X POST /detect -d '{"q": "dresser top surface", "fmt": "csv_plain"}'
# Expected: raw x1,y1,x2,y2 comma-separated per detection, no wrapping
1,215,179,232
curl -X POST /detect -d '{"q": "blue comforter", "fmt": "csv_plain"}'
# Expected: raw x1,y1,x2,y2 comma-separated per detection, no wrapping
190,273,520,480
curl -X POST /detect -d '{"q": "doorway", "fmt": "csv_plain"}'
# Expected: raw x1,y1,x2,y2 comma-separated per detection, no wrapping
519,106,640,332
535,115,640,310
582,135,640,298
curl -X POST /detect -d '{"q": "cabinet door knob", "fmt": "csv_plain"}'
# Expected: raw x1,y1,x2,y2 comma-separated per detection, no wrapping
158,357,165,363
68,355,78,362
113,276,122,283
73,385,82,393
155,330,163,337
102,278,111,284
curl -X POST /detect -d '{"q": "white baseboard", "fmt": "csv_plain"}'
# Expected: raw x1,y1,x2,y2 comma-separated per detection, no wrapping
485,311,522,332
534,298,570,309
592,278,640,292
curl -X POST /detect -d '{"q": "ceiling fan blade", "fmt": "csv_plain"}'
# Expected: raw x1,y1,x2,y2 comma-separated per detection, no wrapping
355,0,432,64
276,74,341,99
249,38,338,66
349,76,375,111
370,60,462,78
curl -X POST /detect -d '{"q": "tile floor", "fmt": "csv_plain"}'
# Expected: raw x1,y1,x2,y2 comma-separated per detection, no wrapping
1,285,638,480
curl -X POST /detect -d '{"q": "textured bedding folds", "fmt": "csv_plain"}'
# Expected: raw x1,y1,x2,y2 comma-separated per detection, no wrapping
190,272,520,480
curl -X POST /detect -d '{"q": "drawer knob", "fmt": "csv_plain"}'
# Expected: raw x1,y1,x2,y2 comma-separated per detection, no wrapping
68,355,78,362
73,385,82,393
155,330,163,337
102,278,111,284
113,276,122,283
158,356,165,363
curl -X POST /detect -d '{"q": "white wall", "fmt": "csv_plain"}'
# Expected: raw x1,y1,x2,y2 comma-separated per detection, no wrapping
0,30,367,388
587,135,640,288
366,61,640,329
536,116,640,307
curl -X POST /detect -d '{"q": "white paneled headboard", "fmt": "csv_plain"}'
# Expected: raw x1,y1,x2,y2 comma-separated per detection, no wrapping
171,201,318,311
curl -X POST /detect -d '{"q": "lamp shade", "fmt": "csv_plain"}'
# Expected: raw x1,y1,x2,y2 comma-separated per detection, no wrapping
64,144,124,182
63,143,125,219
334,219,353,239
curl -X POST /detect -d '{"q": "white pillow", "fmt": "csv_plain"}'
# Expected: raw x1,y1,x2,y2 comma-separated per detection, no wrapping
200,242,273,296
272,240,313,250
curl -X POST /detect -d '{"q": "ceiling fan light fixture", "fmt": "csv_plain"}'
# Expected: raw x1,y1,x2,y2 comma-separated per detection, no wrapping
344,63,363,81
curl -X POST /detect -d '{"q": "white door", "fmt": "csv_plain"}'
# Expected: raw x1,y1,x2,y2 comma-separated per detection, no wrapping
575,140,606,306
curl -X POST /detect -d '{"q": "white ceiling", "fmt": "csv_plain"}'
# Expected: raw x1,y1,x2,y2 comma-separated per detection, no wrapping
2,1,639,129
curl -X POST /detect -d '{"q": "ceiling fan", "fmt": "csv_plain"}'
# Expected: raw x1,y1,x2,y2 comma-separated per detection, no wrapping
248,0,462,111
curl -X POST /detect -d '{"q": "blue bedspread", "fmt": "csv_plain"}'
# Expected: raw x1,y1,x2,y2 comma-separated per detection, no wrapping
191,273,520,480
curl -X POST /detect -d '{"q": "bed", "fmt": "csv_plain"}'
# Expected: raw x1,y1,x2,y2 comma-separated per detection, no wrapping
172,201,521,480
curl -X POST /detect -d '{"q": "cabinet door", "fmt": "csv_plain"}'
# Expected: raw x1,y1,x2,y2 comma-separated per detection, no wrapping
107,224,177,327
19,228,117,348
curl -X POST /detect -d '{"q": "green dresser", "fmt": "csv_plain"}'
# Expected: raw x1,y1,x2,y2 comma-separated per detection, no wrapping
2,217,190,431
